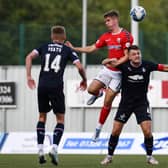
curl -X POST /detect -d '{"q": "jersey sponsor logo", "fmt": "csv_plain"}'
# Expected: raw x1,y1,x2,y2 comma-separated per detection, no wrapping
63,138,134,149
108,45,122,50
141,137,168,151
128,75,144,81
105,38,111,42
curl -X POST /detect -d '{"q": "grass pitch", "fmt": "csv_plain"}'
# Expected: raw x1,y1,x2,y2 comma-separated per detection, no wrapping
0,154,167,168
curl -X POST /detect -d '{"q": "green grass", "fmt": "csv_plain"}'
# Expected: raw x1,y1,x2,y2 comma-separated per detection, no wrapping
0,155,167,168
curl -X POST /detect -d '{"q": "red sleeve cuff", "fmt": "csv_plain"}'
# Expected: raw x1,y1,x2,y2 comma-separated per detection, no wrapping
158,64,164,71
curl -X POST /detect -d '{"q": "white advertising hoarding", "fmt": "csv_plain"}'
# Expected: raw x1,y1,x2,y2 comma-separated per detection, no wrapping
1,132,168,155
67,80,168,108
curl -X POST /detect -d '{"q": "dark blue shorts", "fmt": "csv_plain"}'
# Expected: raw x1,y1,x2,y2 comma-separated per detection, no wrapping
114,99,151,124
38,85,65,114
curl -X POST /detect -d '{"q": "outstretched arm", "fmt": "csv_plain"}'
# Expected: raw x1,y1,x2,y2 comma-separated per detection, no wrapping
158,64,168,72
66,41,98,53
74,61,87,90
25,50,38,89
102,49,129,68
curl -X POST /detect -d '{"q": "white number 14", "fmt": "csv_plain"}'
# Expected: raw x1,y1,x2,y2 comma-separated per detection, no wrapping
44,54,61,73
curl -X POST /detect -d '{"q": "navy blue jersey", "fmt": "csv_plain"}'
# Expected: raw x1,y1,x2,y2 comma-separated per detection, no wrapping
34,42,79,87
117,60,158,99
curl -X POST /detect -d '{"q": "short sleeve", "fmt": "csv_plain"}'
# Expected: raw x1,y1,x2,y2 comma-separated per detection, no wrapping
69,49,80,64
33,45,43,56
95,34,107,48
121,31,134,49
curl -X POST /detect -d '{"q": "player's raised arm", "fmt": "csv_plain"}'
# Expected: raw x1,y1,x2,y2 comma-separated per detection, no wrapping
66,41,97,53
74,61,87,90
25,50,38,89
114,49,129,66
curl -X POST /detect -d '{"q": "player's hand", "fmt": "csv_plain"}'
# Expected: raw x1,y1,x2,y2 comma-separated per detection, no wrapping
65,41,74,49
27,76,36,89
79,80,87,91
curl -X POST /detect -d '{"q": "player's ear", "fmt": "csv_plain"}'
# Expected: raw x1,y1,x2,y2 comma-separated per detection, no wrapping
63,34,66,41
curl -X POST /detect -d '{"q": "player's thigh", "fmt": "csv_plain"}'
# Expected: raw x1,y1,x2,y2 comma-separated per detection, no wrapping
108,78,121,93
103,88,118,106
88,79,105,94
114,105,133,124
89,67,113,93
38,86,51,113
134,103,151,124
49,87,65,114
112,120,124,136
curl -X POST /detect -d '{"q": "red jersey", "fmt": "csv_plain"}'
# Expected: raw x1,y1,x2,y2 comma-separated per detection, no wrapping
95,29,133,70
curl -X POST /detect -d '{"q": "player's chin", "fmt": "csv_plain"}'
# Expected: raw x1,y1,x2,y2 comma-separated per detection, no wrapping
132,59,141,64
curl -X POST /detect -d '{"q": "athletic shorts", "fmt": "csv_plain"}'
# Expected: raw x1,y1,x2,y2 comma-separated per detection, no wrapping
38,85,65,114
114,99,151,124
94,66,121,92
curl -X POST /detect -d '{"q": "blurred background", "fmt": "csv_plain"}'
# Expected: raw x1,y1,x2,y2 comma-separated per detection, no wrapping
0,0,168,65
0,0,168,133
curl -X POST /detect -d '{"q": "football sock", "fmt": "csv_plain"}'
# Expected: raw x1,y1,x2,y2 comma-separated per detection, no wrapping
144,136,153,156
108,134,119,156
36,121,45,145
98,105,111,125
53,123,64,145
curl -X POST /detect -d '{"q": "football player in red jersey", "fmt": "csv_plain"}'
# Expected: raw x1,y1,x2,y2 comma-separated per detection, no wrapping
66,10,133,141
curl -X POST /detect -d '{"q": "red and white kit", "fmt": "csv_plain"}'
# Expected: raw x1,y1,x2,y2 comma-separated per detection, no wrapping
95,29,133,92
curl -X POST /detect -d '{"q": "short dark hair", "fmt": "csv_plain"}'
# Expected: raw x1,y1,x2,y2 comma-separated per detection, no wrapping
104,10,119,18
51,25,66,35
128,45,140,53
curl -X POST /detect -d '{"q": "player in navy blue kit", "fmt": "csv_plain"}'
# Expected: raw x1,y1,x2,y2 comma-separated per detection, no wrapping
25,25,87,165
101,45,168,165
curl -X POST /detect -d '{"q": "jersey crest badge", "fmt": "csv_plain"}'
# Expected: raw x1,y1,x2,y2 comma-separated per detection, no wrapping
117,38,121,44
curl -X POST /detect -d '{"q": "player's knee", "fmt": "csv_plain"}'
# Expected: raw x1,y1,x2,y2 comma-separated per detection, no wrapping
103,99,112,107
112,129,121,136
39,113,47,123
56,113,65,124
87,86,97,95
143,129,152,138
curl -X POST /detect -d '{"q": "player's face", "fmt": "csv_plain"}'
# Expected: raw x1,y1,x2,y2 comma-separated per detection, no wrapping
129,49,142,64
104,16,119,31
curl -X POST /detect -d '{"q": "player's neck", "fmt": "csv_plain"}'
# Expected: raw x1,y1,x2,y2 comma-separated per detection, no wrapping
111,26,122,34
130,61,142,68
52,39,64,44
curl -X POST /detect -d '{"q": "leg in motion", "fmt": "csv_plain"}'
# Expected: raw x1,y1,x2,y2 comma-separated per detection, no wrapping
87,80,104,105
49,113,64,166
37,113,47,164
92,88,118,142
